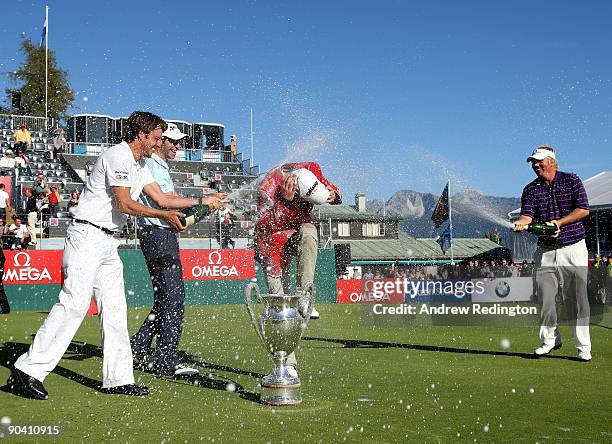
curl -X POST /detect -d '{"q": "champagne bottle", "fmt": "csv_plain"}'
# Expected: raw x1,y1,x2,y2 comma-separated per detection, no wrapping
525,222,558,236
178,204,210,227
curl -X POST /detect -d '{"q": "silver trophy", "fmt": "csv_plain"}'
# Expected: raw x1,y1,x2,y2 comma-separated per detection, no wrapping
245,282,315,405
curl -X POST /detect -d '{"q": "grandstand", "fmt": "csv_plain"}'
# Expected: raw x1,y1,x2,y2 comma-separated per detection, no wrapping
0,113,260,248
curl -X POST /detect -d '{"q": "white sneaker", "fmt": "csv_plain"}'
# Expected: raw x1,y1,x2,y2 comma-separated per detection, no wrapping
534,341,562,356
173,364,199,377
309,306,320,319
577,350,592,362
286,365,298,379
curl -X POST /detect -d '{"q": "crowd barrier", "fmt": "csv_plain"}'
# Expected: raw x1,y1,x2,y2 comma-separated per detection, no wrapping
4,249,337,311
336,277,536,303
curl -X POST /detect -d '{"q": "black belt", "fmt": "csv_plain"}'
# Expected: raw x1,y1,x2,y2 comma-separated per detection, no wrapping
74,219,116,235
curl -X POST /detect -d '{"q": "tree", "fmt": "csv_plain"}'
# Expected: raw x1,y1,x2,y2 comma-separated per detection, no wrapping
485,228,503,245
5,36,74,122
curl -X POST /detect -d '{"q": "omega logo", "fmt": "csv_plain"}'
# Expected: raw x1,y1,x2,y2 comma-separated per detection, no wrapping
13,251,31,267
191,250,238,278
208,251,222,265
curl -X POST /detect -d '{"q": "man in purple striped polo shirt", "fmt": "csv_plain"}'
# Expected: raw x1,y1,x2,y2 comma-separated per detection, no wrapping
513,145,591,361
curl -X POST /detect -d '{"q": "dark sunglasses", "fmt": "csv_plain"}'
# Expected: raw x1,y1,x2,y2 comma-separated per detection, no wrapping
164,138,181,146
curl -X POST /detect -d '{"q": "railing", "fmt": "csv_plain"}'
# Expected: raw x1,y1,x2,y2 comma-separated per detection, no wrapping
178,149,235,163
64,142,111,155
0,114,261,175
63,142,238,164
0,114,54,131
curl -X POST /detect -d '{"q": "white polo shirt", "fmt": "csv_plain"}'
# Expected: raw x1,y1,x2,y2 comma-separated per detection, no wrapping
0,189,9,209
10,223,29,239
138,153,173,228
73,142,155,231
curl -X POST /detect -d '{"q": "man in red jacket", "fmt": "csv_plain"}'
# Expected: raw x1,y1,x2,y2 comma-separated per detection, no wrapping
255,162,342,323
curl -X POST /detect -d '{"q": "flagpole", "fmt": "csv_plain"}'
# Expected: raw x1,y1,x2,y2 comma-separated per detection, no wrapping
447,178,454,264
249,108,254,170
44,5,49,129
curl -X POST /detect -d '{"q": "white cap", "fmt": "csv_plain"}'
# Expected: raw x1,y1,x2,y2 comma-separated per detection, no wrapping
163,122,187,140
292,168,330,204
527,148,556,162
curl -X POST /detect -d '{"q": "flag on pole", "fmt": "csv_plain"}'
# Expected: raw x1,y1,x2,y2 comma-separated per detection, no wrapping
436,224,452,254
40,14,48,47
431,183,449,228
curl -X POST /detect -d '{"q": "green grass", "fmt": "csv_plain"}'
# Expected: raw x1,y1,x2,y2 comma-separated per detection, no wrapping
1,304,610,443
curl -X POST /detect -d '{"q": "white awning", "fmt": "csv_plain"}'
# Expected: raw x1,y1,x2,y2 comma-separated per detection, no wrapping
509,170,612,219
583,171,612,209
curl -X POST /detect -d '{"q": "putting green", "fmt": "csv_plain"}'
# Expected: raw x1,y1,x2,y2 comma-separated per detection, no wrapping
0,304,610,442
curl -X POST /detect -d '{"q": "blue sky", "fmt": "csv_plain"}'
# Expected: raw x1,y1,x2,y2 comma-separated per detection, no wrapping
1,0,611,200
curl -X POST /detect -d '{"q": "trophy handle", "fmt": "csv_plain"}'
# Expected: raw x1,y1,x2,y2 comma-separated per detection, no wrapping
245,282,267,348
300,282,316,333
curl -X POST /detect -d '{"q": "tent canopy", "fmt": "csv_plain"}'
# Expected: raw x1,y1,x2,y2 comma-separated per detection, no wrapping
582,171,612,209
509,170,612,218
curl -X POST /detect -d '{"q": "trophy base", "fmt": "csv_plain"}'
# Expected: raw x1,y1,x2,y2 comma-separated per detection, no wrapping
260,382,302,406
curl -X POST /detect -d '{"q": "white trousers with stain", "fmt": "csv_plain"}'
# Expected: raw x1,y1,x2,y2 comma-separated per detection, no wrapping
15,223,134,388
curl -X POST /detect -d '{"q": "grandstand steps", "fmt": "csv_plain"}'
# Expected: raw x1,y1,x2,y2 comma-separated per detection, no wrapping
3,120,259,244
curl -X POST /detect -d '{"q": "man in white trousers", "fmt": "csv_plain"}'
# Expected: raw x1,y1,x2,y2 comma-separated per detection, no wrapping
513,145,592,361
9,111,205,399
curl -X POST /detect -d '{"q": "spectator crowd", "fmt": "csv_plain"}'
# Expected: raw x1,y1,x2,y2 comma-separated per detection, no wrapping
344,258,611,305
589,255,612,304
355,259,535,281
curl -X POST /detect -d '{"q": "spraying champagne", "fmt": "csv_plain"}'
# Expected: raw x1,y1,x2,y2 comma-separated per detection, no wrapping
178,193,228,228
178,204,210,227
514,222,559,236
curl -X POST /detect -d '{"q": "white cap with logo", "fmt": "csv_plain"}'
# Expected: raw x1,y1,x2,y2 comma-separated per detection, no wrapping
163,123,187,140
527,148,556,162
292,168,330,204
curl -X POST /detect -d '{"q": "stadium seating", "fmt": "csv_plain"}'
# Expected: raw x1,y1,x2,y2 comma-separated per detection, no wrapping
0,117,259,244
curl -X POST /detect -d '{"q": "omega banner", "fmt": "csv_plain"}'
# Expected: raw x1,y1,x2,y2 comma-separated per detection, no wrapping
180,249,256,280
3,250,256,285
336,279,405,303
3,250,64,285
337,277,534,303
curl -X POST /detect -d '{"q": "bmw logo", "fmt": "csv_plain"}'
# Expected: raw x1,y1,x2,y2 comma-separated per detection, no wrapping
495,281,511,298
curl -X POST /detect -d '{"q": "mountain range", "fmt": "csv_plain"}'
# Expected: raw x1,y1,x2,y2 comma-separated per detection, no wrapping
367,189,520,247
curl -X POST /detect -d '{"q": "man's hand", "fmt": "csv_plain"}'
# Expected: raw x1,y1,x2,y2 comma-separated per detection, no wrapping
209,192,228,200
512,216,532,232
281,173,298,201
548,220,561,238
203,192,227,212
162,210,186,232
326,186,336,203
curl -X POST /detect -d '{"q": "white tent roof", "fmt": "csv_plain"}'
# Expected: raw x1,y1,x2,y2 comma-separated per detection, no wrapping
508,171,612,218
582,171,612,209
